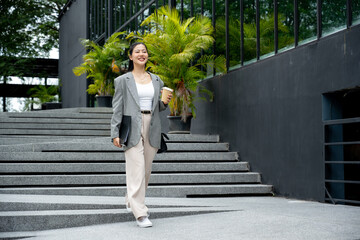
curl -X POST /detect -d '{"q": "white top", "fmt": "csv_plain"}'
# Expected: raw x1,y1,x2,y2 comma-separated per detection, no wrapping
135,81,154,111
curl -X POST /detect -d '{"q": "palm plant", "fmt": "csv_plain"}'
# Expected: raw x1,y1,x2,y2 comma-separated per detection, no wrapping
73,32,128,96
24,85,59,111
128,6,226,121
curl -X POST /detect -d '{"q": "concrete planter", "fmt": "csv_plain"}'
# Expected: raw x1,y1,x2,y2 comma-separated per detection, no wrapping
96,95,112,107
41,102,62,110
167,115,193,134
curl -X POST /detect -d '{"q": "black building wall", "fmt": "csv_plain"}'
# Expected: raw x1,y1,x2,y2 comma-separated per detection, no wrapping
186,25,360,202
59,0,88,108
58,1,360,202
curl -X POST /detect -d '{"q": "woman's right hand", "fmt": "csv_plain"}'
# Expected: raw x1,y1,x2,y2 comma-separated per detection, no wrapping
113,137,122,148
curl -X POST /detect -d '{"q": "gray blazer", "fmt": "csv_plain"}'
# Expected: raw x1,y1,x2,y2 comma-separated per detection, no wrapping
111,72,167,150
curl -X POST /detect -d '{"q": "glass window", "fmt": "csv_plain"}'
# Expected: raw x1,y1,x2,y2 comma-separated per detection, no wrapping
89,0,95,39
89,0,107,40
353,0,360,25
181,0,193,19
322,0,346,37
131,0,137,30
100,0,107,37
203,0,212,19
122,1,128,25
259,0,275,59
277,0,295,52
113,0,125,31
126,1,131,24
193,0,203,16
203,0,215,77
214,1,226,69
298,0,317,45
90,0,98,40
243,0,257,64
228,0,242,70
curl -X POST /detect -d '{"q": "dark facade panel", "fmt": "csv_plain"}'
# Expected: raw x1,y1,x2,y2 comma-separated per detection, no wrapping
58,1,360,202
0,57,58,78
187,25,360,202
0,84,57,98
59,0,88,108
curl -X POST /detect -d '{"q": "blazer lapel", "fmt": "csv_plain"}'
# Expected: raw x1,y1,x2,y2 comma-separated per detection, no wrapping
150,72,160,112
126,73,141,108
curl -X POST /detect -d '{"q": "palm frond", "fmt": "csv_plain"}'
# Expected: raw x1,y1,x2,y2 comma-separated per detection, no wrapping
134,6,223,118
73,32,128,96
72,66,89,76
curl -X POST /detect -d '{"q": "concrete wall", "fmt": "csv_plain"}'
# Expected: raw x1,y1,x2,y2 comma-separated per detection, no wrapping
59,0,88,108
186,25,360,202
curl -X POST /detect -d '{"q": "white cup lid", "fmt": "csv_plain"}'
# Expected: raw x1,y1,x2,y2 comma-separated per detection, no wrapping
162,87,173,92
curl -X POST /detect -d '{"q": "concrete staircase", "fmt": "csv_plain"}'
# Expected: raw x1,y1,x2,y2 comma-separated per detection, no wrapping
0,108,112,145
0,108,273,233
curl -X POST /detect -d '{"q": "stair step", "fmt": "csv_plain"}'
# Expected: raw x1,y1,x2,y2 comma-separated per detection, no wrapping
0,197,215,212
4,112,112,119
0,201,121,211
0,206,229,232
0,143,226,152
0,135,220,146
0,152,238,162
0,194,120,211
0,108,273,204
0,194,212,211
77,107,113,113
0,162,249,173
0,184,273,197
4,142,229,152
0,118,110,124
0,123,110,130
0,129,110,136
163,134,220,143
0,173,261,186
0,137,104,146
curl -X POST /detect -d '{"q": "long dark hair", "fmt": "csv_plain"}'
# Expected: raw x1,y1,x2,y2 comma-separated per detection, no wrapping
128,42,148,72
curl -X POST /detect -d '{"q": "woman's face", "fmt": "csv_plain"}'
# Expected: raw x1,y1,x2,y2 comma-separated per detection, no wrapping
129,44,148,68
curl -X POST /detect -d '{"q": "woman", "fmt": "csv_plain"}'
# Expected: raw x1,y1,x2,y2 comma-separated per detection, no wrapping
111,42,172,228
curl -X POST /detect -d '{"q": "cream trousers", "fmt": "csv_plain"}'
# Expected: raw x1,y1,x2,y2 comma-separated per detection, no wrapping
124,113,157,219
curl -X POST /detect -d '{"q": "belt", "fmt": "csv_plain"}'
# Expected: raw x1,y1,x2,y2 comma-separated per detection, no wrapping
141,110,151,114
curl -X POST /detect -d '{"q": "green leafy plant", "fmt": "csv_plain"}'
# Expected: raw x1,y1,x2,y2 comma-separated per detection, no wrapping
28,85,58,103
128,6,226,121
23,85,59,111
73,32,129,96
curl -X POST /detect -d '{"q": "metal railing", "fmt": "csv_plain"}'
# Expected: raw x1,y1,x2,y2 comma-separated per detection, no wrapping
87,0,360,73
89,0,167,43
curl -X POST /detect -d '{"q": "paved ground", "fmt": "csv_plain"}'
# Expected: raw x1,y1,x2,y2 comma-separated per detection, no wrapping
1,196,360,240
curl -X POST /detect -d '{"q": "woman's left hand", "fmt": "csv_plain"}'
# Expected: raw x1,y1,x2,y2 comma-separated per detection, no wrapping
161,90,173,105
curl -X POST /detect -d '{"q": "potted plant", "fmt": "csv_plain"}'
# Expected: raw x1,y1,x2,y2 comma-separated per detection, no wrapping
24,85,61,111
73,32,128,107
128,6,226,133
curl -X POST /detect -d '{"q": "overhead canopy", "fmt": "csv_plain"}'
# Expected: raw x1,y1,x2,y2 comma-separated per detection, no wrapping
0,84,58,98
0,56,59,98
0,56,58,78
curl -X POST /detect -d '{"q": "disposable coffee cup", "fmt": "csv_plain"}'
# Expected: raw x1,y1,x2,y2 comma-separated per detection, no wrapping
161,87,173,103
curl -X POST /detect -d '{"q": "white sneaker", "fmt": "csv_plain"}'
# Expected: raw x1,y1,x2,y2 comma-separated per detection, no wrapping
136,216,153,228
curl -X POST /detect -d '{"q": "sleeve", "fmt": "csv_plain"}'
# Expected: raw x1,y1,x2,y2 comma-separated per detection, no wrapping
158,77,168,112
111,77,124,139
